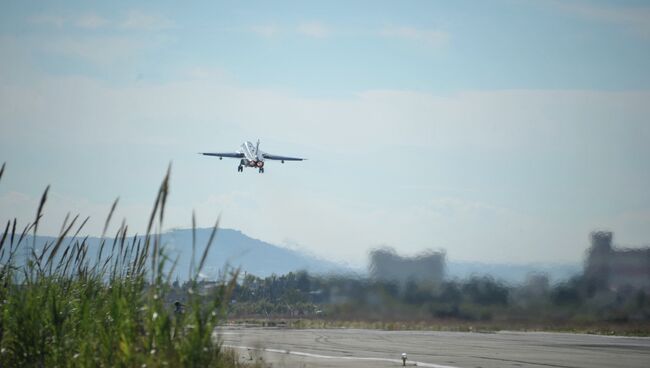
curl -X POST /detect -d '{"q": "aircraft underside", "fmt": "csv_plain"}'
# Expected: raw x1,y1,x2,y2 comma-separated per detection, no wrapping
239,159,265,173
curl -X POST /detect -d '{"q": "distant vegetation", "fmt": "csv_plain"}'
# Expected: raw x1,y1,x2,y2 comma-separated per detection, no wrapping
225,270,650,335
0,164,254,367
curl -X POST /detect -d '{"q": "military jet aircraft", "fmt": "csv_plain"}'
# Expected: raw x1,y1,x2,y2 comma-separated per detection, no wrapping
199,140,305,173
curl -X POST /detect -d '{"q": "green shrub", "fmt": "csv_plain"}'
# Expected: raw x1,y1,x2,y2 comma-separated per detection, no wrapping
0,164,244,367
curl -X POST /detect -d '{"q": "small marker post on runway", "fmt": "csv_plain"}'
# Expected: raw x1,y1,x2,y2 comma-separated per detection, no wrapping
402,353,407,366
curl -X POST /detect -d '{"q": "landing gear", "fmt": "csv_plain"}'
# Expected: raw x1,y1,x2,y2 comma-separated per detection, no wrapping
258,167,264,174
237,165,243,172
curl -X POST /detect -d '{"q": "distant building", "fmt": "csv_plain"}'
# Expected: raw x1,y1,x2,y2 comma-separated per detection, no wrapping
584,231,650,292
369,248,445,286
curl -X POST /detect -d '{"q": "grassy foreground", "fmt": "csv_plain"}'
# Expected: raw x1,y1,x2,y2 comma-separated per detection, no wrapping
0,163,250,367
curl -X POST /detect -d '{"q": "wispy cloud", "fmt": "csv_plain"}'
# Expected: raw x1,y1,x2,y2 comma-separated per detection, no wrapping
379,26,448,46
29,13,109,30
43,36,152,66
119,10,175,31
250,24,281,38
27,11,173,32
249,22,332,38
551,0,650,38
297,21,331,38
22,11,173,67
248,22,446,45
74,14,110,29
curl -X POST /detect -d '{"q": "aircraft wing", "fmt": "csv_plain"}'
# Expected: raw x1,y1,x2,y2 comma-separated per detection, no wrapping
199,152,244,158
262,153,306,161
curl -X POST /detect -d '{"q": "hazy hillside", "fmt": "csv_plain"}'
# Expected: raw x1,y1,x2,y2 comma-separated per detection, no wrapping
163,228,351,278
19,228,350,280
18,228,580,283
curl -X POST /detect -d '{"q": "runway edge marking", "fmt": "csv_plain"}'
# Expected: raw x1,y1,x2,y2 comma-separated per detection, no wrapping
223,344,460,368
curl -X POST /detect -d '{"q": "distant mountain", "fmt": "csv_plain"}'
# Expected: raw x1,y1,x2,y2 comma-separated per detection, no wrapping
163,228,351,278
17,228,351,280
15,228,580,283
167,230,581,283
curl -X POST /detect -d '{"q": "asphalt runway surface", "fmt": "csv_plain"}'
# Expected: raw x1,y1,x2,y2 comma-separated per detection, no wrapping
218,327,650,368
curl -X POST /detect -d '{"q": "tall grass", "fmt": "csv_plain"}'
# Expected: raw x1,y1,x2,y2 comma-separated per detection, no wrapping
0,163,246,367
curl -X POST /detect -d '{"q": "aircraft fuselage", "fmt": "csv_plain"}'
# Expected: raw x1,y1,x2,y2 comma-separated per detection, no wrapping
238,141,265,172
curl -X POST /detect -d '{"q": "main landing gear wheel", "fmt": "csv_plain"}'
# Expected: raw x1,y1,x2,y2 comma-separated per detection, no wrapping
237,165,243,172
258,168,264,173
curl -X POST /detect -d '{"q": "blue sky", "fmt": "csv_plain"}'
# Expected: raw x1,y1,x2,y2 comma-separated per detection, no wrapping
1,0,649,266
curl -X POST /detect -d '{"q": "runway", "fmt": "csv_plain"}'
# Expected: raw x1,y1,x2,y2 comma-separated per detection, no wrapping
217,327,650,368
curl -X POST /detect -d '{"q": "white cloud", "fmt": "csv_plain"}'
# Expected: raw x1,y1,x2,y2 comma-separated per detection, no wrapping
18,11,174,68
297,22,331,38
28,11,174,32
380,26,448,46
2,72,649,154
1,71,649,264
119,10,174,31
43,36,151,66
74,14,110,29
247,22,447,45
